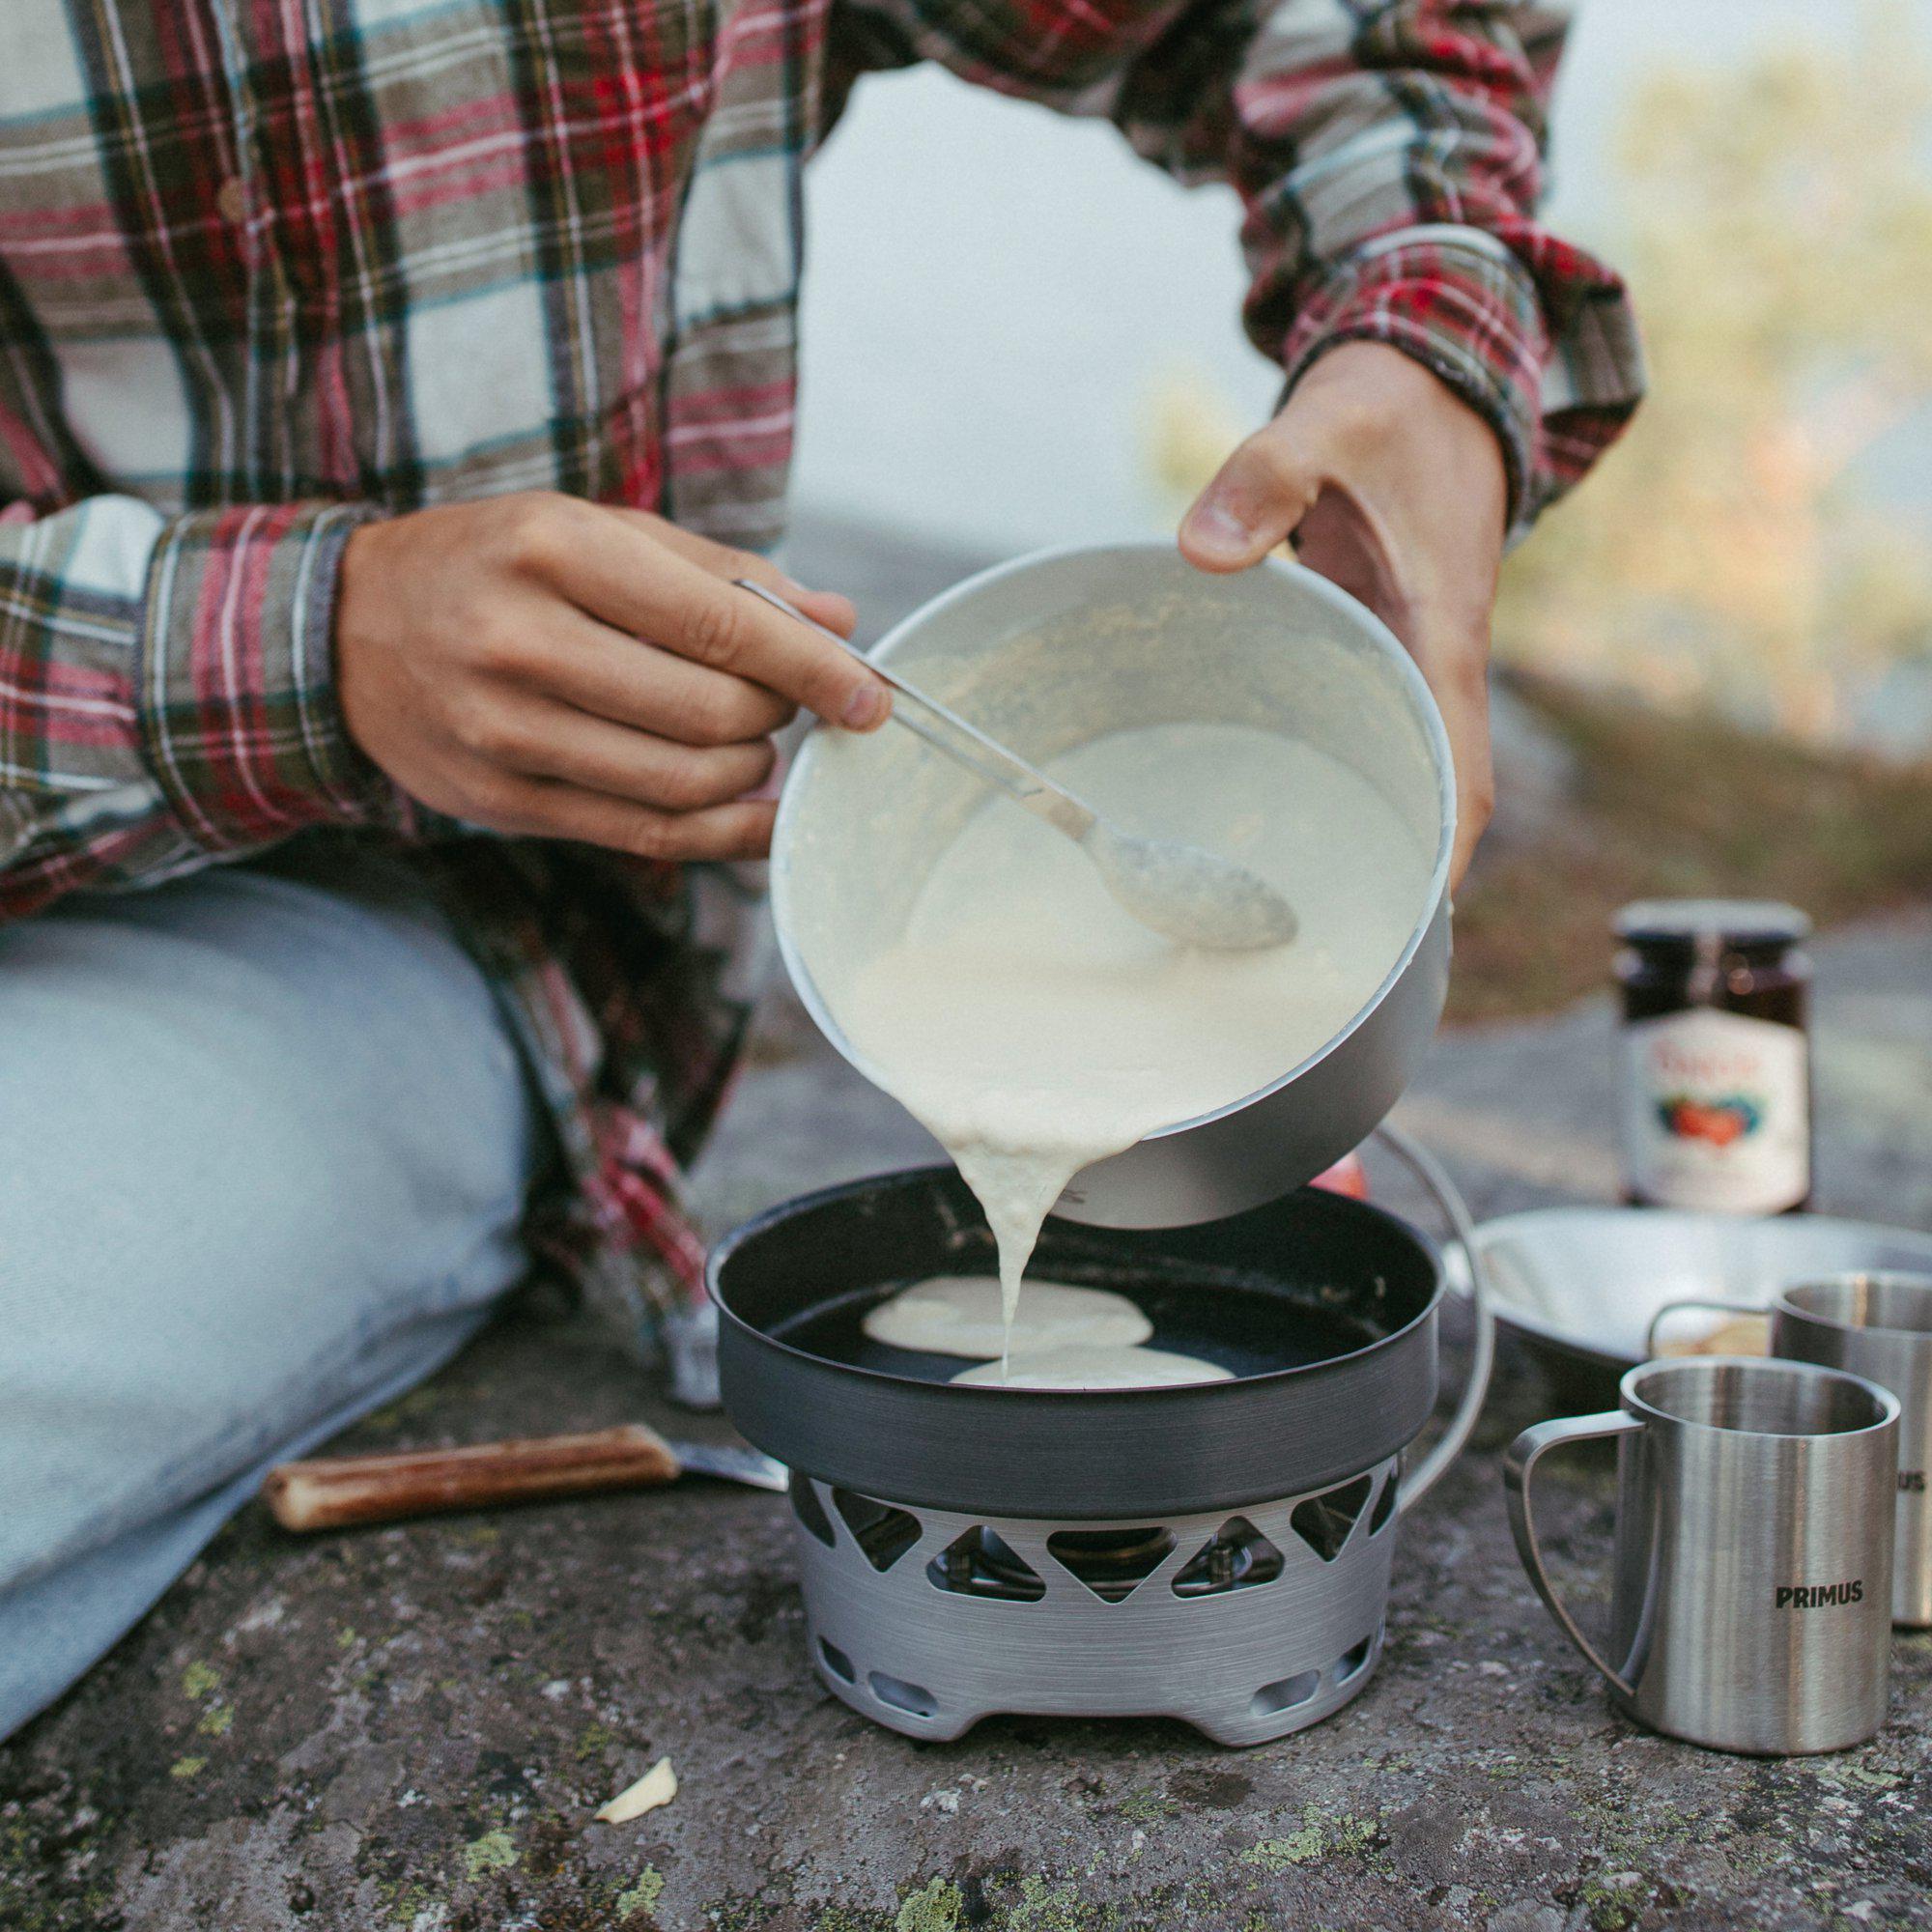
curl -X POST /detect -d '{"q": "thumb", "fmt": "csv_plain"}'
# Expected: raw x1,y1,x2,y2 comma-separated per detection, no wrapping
1179,420,1322,573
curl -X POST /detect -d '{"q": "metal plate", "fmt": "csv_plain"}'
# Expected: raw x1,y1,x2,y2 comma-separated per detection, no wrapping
1457,1208,1932,1375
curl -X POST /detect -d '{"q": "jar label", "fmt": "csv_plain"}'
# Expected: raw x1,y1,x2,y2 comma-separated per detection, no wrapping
1621,1009,1809,1212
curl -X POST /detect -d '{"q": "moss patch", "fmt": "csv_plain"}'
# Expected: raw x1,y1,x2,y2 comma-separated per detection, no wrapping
1114,1787,1179,1826
617,1867,666,1919
1242,1828,1322,1873
1005,1875,1097,1931
895,1878,962,1932
1572,1872,1648,1932
1241,1809,1380,1873
461,1829,519,1882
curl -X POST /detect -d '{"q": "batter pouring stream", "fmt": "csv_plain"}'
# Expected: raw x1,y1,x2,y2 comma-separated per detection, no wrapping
821,722,1430,1375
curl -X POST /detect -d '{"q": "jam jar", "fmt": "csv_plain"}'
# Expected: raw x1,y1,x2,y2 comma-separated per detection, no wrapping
1613,900,1813,1214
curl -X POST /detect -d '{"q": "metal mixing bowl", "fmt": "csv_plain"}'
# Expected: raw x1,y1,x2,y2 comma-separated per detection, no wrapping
1462,1207,1932,1376
768,541,1456,1229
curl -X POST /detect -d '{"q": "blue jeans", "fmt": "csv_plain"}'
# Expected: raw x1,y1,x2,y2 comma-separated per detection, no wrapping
0,839,545,1740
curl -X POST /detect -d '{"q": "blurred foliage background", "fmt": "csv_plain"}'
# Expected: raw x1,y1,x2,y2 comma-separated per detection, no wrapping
1150,4,1932,757
1495,3,1932,752
1141,5,1932,1017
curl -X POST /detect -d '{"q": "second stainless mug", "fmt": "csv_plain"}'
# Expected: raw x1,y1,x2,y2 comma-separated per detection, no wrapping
1649,1271,1932,1626
1505,1356,1898,1755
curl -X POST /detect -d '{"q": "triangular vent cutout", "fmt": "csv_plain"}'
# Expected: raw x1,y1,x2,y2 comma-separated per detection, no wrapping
1172,1517,1287,1596
1367,1471,1398,1536
926,1526,1046,1602
831,1489,921,1572
1046,1527,1176,1602
790,1475,836,1548
1290,1474,1373,1562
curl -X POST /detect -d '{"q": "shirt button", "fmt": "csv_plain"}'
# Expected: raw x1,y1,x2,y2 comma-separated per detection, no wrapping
216,177,248,223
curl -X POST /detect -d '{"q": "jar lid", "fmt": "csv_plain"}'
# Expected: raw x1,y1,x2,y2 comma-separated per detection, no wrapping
1613,898,1811,948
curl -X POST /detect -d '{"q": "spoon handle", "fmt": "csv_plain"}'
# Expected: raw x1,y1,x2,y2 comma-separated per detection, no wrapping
735,579,1096,842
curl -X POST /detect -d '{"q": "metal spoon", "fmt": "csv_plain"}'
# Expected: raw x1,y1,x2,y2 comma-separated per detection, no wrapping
737,579,1297,951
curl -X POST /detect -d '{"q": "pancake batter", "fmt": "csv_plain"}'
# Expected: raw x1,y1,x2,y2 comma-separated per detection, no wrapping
863,1276,1151,1358
822,721,1430,1371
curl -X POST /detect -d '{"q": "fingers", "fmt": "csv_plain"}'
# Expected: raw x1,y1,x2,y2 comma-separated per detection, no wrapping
588,509,873,714
1439,682,1494,890
1179,416,1323,573
1294,491,1493,880
470,770,780,862
503,496,880,725
513,704,778,809
536,787,779,863
1181,425,1495,882
1174,346,1506,883
533,609,797,744
570,538,885,729
782,584,858,637
1405,610,1495,889
636,517,860,639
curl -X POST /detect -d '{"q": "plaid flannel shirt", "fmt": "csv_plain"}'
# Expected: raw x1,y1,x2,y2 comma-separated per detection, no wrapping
0,0,1640,1359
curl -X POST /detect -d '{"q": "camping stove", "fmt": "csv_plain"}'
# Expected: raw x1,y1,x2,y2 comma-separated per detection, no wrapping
784,1465,1399,1745
710,1129,1491,1747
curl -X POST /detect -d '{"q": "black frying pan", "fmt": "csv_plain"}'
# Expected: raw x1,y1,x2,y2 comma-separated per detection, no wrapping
710,1167,1445,1520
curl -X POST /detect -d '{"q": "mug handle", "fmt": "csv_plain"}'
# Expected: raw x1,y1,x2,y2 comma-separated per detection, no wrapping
1642,1294,1765,1361
1503,1411,1644,1700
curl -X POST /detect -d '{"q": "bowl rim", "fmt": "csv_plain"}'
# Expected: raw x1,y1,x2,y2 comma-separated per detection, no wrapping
768,538,1457,1147
1463,1205,1932,1369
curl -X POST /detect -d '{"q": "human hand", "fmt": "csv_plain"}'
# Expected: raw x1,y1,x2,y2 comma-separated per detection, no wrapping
335,495,888,861
1179,341,1508,885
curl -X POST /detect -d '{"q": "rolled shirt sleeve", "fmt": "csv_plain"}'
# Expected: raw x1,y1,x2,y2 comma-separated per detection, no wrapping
0,493,397,919
827,0,1645,534
1273,221,1640,535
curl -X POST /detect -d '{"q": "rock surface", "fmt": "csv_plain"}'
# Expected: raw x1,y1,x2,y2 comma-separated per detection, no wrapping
4,521,1930,1931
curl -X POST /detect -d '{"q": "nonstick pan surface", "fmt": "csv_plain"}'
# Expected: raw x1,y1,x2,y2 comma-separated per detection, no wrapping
711,1167,1444,1519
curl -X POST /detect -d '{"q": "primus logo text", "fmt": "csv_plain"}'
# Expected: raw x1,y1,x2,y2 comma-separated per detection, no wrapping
1776,1581,1863,1608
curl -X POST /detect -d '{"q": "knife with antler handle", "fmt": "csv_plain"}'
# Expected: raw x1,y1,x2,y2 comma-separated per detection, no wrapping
262,1424,787,1532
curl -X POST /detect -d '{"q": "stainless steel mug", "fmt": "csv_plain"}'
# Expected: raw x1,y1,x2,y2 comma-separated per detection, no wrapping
1648,1272,1932,1626
1505,1356,1898,1755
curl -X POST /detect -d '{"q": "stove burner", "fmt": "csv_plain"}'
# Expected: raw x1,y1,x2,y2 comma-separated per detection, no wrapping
930,1526,1046,1602
1041,1527,1177,1602
1171,1518,1287,1596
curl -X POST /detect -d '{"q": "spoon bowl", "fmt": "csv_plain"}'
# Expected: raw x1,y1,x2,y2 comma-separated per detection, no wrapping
1083,820,1299,952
